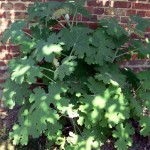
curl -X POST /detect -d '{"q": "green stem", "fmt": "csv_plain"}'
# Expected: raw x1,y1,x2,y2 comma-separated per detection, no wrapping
69,34,80,56
72,7,78,27
71,118,77,134
72,118,83,136
42,73,54,82
55,19,66,28
24,31,33,38
115,48,139,59
69,43,76,56
40,66,54,73
62,15,72,29
61,53,68,57
132,81,143,98
111,48,119,63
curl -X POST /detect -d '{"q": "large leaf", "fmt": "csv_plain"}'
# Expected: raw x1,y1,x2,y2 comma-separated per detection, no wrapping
113,123,134,150
2,79,30,109
33,34,63,62
2,20,27,44
54,56,77,80
88,29,116,65
99,18,127,38
59,27,93,58
10,57,43,84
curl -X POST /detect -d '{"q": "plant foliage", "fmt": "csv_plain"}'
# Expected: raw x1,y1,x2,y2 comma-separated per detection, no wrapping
2,0,150,149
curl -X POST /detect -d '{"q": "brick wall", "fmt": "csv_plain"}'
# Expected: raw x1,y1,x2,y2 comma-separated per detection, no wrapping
0,0,150,100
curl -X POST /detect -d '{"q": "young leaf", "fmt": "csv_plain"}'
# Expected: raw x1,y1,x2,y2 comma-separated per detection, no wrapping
113,123,134,150
33,34,63,62
139,116,150,136
99,18,127,38
2,20,27,44
54,56,77,80
10,57,43,84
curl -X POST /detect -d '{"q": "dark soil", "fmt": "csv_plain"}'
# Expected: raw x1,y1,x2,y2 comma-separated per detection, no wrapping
0,106,150,150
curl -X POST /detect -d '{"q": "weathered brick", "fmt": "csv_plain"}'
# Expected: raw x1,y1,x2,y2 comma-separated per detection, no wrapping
0,53,13,60
146,11,150,17
6,45,20,53
126,10,136,16
1,3,13,10
0,11,6,18
121,16,130,23
87,0,109,7
114,2,131,8
94,8,104,15
14,3,27,10
132,3,150,10
137,11,146,17
6,12,28,19
85,6,94,14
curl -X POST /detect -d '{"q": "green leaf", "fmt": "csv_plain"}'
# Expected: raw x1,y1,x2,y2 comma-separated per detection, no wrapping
28,1,62,21
113,123,134,150
59,27,93,58
104,86,130,125
95,64,126,87
90,29,115,65
33,34,63,62
10,57,43,84
48,82,69,112
139,116,150,136
87,77,105,95
99,18,127,38
54,56,77,80
2,79,30,108
130,15,150,32
2,20,27,43
29,88,59,130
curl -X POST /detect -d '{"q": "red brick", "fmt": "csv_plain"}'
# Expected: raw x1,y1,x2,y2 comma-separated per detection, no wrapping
14,3,27,10
132,3,150,10
0,11,6,18
146,27,150,32
6,45,20,53
82,15,97,22
1,3,13,10
128,60,146,65
6,12,28,20
94,8,104,15
121,17,130,23
0,79,5,84
0,53,13,60
83,22,99,29
126,10,136,16
146,11,150,17
114,2,131,8
137,11,146,17
87,0,109,7
85,6,94,14
0,45,6,52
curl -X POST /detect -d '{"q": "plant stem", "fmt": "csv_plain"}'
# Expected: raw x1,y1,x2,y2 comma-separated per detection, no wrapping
111,48,119,63
42,73,54,82
24,31,33,38
55,19,66,28
132,81,143,98
69,34,80,56
62,15,72,29
71,118,77,134
72,8,78,27
115,48,139,59
72,118,83,136
40,66,54,73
